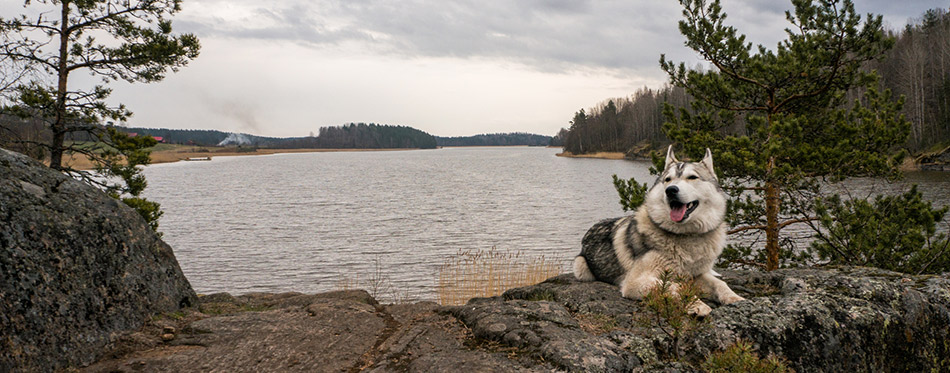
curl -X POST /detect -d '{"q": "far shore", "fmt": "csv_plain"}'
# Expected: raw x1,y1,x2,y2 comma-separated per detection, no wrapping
65,146,421,170
555,151,626,160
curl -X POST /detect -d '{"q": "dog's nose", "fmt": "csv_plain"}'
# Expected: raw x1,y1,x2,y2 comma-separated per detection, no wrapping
665,185,679,198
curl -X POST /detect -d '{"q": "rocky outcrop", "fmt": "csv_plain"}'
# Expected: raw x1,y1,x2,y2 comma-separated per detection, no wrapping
0,148,197,371
483,268,950,372
84,267,950,372
85,290,537,372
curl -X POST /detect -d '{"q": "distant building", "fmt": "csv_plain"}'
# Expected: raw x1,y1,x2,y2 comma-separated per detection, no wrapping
125,132,164,143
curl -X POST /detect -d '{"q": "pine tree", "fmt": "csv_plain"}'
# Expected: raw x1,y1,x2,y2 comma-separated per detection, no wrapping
1,0,200,170
659,0,909,270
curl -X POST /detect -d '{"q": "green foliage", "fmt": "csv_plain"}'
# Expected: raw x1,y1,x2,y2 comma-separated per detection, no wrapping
0,0,200,169
96,127,163,234
121,196,164,233
612,174,649,212
660,0,910,270
276,123,438,149
703,339,793,373
811,186,950,274
637,271,706,359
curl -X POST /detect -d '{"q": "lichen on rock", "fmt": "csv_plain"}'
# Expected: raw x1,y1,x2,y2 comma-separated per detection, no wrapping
0,148,196,371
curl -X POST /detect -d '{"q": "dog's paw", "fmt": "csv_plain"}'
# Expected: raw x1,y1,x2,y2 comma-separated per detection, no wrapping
720,294,746,305
687,300,712,317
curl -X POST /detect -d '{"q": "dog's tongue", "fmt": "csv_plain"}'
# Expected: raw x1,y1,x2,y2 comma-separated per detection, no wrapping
670,204,687,222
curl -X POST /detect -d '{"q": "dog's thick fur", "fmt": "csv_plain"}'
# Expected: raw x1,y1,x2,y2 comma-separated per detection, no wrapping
573,146,744,316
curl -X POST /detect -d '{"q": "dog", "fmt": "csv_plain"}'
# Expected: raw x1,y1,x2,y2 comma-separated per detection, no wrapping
573,146,744,316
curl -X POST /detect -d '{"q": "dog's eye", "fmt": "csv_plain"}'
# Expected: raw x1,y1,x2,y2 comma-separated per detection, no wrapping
687,175,699,180
664,177,671,182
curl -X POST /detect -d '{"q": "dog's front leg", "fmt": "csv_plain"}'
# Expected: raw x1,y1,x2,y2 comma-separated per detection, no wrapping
696,271,745,305
620,272,661,300
620,270,712,317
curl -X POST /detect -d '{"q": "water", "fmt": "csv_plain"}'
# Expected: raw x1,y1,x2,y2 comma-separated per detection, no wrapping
142,147,950,299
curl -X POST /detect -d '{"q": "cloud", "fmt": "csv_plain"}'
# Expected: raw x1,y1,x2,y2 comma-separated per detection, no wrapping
176,0,945,77
177,0,691,73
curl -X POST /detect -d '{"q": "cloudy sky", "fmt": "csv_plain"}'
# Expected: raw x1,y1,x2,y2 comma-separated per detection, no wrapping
11,0,948,137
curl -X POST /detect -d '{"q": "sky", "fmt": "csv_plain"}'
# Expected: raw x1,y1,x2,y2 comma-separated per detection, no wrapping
5,0,948,138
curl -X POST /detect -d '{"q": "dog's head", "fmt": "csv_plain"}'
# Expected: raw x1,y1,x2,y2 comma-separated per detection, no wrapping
645,146,727,234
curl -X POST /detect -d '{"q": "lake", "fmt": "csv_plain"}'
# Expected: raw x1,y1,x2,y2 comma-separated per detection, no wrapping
142,147,950,299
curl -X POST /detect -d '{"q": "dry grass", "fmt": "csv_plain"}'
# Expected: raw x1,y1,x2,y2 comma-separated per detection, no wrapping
555,151,626,160
61,144,420,170
437,247,564,306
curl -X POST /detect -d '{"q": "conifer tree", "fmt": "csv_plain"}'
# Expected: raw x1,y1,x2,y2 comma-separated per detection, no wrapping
1,0,200,170
659,0,909,270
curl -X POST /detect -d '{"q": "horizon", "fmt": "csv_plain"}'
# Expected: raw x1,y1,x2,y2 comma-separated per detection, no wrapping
119,123,557,139
3,0,945,138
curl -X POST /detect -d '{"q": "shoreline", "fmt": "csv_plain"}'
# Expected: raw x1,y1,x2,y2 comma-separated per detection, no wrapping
555,151,626,160
65,146,423,170
556,150,930,171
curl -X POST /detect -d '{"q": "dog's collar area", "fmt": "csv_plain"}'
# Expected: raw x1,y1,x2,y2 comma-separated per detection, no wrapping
648,213,721,237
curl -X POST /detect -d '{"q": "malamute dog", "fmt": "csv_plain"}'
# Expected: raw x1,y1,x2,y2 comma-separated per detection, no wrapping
573,146,744,316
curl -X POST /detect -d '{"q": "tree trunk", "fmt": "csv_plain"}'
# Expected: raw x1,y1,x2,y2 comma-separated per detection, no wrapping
764,163,781,271
49,1,70,170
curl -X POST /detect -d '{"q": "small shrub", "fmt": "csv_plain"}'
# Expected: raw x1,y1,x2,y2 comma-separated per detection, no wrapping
703,339,792,373
637,270,707,359
811,185,950,274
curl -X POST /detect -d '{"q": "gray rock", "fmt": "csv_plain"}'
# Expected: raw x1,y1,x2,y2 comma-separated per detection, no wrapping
0,148,196,372
81,267,950,372
87,290,537,373
468,267,950,372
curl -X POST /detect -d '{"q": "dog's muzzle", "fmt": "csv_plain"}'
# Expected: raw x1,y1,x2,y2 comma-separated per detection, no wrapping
666,186,699,223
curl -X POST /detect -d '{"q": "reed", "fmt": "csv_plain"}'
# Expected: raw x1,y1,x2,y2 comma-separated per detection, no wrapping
437,247,564,306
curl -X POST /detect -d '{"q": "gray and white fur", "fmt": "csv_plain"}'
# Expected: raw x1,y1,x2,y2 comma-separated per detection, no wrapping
573,146,744,316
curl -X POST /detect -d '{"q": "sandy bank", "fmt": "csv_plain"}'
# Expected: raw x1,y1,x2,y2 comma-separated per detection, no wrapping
555,151,626,160
64,146,421,170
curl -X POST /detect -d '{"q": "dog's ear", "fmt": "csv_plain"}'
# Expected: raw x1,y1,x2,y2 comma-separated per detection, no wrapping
665,145,679,167
701,148,716,177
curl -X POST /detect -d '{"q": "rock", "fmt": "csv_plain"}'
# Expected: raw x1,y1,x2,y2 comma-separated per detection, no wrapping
462,268,950,372
81,267,950,372
86,290,536,372
688,267,950,372
0,148,196,372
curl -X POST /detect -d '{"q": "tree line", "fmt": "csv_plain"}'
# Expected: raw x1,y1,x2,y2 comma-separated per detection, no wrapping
273,123,438,149
436,132,552,147
561,7,950,155
118,127,281,146
561,86,691,155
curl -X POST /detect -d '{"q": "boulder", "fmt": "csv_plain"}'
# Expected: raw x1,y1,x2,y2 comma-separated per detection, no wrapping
0,148,196,371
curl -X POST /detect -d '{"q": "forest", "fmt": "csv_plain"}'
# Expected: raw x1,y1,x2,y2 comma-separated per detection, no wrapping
0,120,438,152
119,127,279,146
560,8,950,156
435,132,552,147
272,123,438,149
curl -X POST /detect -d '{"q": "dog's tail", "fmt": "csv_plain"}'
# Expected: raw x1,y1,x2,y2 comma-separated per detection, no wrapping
573,255,595,281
